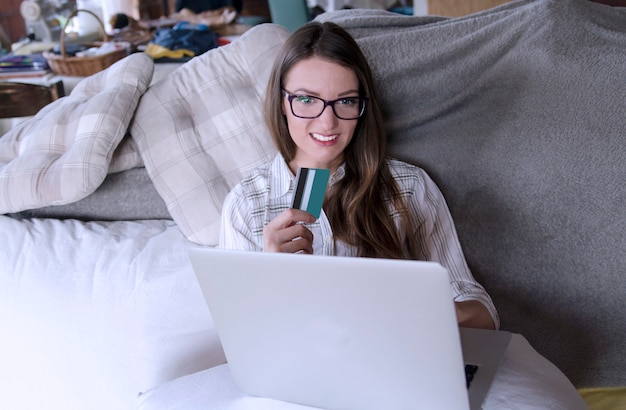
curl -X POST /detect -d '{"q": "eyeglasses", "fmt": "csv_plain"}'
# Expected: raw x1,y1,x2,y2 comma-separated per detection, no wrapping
282,90,367,120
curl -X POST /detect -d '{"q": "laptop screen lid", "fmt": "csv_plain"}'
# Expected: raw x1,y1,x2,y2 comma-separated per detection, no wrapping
189,248,470,410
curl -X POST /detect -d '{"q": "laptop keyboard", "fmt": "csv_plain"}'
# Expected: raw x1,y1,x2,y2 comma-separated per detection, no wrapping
465,364,479,388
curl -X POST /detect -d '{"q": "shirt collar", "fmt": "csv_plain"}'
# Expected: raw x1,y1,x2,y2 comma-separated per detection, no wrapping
330,163,346,185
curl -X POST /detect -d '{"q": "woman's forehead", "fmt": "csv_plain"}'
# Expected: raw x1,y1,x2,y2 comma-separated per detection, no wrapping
283,56,359,95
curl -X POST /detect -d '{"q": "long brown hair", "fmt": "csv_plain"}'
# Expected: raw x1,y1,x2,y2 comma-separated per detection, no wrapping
264,22,417,259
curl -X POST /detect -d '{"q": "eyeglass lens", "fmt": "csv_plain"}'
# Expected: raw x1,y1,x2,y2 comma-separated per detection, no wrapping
289,94,364,120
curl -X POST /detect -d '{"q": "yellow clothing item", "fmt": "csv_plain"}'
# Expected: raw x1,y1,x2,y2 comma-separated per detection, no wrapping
578,387,626,410
145,44,195,59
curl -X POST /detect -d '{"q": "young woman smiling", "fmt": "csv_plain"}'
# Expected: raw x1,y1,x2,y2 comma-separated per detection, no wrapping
219,21,497,330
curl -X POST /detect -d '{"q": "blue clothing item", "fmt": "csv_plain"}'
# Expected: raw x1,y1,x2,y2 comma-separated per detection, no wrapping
151,27,218,58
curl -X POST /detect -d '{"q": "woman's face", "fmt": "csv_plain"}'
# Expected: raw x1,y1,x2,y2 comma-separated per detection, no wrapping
282,56,360,174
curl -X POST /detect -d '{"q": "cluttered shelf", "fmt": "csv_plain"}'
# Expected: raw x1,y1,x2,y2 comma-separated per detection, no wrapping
1,5,252,136
7,0,259,67
1,6,253,135
3,0,418,82
7,5,252,68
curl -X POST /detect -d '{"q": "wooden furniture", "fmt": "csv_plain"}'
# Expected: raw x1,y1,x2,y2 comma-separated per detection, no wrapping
428,0,512,17
0,0,25,46
0,80,64,118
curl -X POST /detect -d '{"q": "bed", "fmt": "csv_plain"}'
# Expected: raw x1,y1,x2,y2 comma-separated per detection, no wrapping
1,1,624,408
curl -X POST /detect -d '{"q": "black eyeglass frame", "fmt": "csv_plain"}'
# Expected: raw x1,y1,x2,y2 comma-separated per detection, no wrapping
282,89,368,120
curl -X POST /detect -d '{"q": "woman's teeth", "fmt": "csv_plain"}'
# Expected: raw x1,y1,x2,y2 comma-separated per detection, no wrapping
312,133,338,142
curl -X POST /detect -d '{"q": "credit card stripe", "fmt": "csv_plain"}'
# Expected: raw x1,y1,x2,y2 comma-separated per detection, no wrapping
291,167,309,209
301,169,316,212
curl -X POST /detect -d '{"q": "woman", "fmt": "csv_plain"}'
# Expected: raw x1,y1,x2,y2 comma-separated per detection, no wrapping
219,21,497,330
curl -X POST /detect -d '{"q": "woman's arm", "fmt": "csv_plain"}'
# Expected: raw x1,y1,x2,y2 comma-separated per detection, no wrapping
398,162,500,328
455,300,495,330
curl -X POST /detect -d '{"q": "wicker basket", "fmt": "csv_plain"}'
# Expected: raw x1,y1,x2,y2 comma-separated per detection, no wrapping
43,9,130,77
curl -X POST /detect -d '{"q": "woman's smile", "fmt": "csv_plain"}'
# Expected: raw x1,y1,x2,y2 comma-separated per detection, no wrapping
311,132,339,143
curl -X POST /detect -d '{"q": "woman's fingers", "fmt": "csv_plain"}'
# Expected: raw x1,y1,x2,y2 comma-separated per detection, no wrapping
264,208,316,253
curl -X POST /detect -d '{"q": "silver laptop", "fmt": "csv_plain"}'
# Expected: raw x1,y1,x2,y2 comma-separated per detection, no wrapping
189,248,510,410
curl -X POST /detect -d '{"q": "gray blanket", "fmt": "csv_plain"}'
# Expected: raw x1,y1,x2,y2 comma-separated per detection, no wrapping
319,0,626,387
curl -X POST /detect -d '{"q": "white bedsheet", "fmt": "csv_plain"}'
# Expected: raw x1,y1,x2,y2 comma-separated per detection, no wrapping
136,334,589,410
0,215,588,409
0,216,226,410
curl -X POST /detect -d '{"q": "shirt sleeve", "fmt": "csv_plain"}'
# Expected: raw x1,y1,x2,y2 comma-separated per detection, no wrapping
407,167,500,328
219,187,262,252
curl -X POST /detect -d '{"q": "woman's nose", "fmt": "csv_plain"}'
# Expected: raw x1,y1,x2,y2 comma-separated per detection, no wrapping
317,104,339,127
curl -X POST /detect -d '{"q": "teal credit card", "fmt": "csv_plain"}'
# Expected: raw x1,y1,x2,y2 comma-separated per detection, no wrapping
291,167,330,219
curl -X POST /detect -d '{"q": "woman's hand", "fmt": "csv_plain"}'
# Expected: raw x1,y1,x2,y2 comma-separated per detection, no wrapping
455,300,495,330
263,208,316,253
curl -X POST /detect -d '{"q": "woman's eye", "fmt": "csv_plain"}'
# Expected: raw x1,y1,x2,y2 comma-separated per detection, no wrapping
295,96,314,104
339,98,359,106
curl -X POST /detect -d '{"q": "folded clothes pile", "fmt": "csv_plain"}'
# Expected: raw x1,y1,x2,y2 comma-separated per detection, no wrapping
145,23,218,61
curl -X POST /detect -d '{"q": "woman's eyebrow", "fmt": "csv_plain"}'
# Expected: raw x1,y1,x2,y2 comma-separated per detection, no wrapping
338,89,360,97
290,88,360,97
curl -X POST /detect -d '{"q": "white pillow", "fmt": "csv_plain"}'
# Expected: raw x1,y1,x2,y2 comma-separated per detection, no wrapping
0,53,153,213
130,24,289,246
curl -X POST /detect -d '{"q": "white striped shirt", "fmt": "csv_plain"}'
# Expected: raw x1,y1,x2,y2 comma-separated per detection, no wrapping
219,154,499,327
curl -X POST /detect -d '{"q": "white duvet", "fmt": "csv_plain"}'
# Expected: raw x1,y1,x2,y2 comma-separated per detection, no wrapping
0,216,226,410
138,333,590,410
0,214,589,410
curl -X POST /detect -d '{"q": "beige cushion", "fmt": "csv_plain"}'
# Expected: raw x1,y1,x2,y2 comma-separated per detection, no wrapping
0,53,153,213
131,24,289,246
